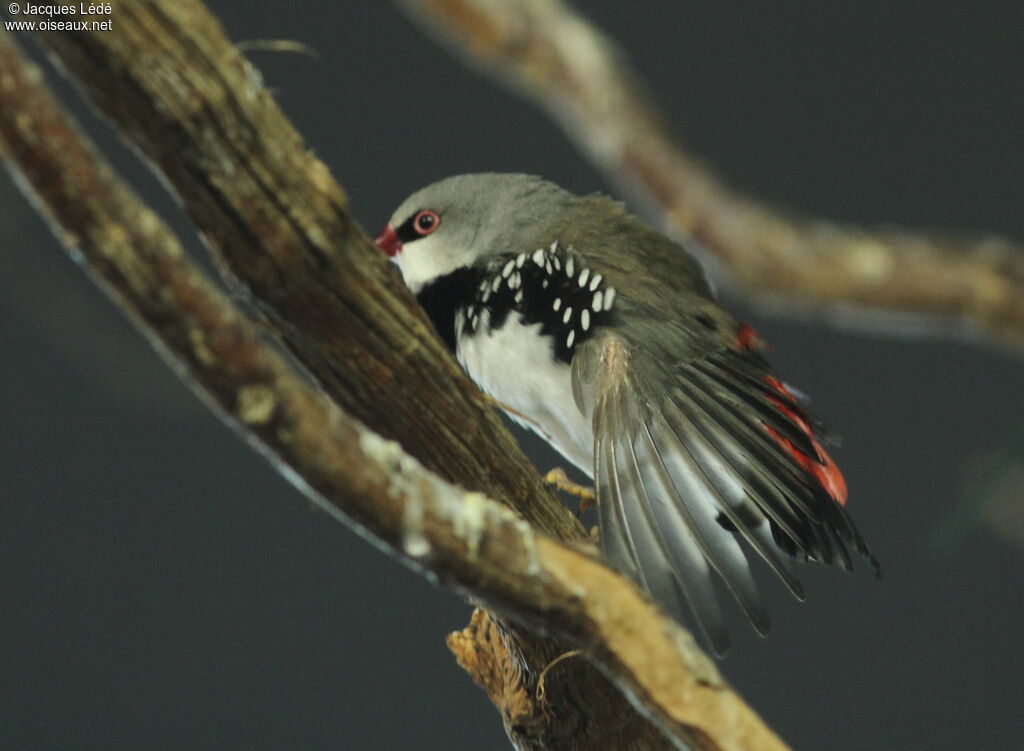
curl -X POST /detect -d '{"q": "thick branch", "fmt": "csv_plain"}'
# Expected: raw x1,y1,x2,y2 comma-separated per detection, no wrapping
399,0,1024,353
32,0,579,541
0,13,787,751
0,30,788,750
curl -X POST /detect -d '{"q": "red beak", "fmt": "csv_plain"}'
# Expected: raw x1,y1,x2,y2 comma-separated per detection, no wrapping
373,223,402,257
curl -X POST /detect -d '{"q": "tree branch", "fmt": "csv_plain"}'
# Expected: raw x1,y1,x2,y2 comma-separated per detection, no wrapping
33,0,579,541
0,8,787,751
398,0,1024,354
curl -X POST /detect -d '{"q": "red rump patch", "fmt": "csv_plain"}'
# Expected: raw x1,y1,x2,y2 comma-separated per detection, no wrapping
761,375,848,506
732,324,844,503
735,323,761,350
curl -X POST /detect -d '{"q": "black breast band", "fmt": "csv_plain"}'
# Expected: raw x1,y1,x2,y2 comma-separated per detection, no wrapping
416,242,618,364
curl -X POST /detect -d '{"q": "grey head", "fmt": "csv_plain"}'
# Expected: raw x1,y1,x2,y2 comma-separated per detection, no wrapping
375,173,579,294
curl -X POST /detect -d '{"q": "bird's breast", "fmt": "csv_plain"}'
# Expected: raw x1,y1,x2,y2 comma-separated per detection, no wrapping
415,241,623,474
455,313,593,475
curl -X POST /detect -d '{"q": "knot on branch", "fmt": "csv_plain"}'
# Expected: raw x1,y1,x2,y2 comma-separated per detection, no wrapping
448,609,669,751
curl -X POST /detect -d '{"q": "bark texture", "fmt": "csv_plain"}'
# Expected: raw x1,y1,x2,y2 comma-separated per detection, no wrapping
0,6,790,749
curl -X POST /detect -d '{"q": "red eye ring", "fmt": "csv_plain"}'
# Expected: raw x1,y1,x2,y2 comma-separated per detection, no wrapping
413,210,440,236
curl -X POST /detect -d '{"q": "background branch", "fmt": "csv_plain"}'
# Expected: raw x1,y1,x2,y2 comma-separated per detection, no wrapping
399,0,1024,354
1,8,787,751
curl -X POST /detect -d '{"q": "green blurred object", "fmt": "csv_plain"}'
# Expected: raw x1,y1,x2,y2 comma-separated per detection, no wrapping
929,423,1024,552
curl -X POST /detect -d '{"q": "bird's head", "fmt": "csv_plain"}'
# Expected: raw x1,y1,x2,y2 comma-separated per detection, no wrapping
374,173,577,294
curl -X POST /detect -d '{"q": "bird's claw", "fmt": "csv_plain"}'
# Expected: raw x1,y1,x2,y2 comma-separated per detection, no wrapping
544,467,596,515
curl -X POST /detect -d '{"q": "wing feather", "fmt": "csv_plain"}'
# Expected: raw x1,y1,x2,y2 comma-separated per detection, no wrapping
677,369,820,518
572,326,875,652
695,357,820,459
657,395,806,600
675,370,867,570
608,394,730,654
594,410,641,582
638,416,770,635
670,377,820,550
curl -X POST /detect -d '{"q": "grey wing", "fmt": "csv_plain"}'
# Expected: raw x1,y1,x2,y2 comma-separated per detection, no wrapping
571,330,871,657
571,332,760,655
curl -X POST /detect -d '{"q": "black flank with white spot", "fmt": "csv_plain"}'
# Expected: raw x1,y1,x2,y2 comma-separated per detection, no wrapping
416,241,617,363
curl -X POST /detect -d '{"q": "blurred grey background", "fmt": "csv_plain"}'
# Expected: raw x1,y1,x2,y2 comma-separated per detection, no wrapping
1,1,1022,748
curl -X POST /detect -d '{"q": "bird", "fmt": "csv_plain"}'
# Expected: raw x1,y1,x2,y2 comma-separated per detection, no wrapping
374,173,876,655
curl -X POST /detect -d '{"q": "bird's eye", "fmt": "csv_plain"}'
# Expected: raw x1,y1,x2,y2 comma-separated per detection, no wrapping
413,210,440,236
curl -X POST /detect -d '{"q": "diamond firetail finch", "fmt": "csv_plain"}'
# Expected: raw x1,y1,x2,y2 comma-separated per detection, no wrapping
375,173,876,655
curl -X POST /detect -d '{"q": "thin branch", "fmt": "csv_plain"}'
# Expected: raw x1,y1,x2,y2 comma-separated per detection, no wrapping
0,11,788,751
398,0,1024,354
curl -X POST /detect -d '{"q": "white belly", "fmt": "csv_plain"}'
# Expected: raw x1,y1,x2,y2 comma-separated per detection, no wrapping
456,313,593,476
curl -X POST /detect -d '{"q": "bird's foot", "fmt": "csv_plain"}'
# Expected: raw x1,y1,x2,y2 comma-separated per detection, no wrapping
544,467,596,515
